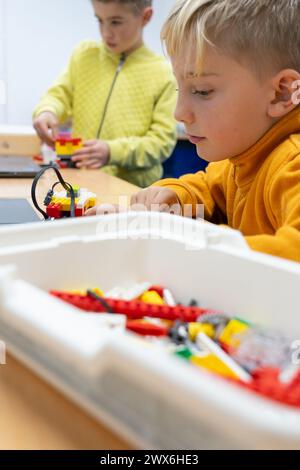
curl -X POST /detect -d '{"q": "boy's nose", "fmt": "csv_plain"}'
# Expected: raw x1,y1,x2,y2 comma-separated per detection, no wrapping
174,99,195,125
101,25,114,41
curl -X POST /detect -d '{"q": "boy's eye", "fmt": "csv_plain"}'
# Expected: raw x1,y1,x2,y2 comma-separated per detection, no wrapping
191,89,213,97
111,21,122,26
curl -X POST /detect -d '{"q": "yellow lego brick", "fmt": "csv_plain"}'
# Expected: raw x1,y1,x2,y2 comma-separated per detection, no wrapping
61,198,71,212
91,287,104,297
55,144,72,156
72,142,83,152
188,323,215,342
84,201,90,212
140,291,165,305
191,353,240,380
68,290,86,296
87,197,97,209
219,319,250,348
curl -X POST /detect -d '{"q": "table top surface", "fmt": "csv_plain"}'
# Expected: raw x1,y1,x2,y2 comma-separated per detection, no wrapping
0,169,138,450
0,168,138,207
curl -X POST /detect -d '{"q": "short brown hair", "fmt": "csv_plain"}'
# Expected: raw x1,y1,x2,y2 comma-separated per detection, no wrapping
96,0,152,14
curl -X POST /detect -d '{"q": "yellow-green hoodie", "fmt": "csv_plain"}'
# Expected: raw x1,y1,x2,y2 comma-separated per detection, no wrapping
33,40,177,187
154,107,300,263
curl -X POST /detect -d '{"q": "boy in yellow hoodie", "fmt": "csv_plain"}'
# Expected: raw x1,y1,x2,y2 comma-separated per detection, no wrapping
33,0,177,187
88,0,300,263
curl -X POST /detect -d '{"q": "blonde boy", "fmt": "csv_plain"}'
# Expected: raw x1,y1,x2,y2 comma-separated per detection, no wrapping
89,0,300,263
33,0,177,187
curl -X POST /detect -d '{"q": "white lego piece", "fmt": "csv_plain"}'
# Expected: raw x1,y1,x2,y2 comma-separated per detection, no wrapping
163,288,177,306
105,282,151,301
196,332,252,383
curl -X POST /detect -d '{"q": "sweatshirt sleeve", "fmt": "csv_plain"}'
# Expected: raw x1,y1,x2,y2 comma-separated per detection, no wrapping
32,43,84,122
245,155,300,262
153,160,228,221
107,78,177,170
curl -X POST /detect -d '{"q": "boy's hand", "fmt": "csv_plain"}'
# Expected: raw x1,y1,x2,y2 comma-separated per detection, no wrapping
33,111,59,148
85,187,182,217
72,140,110,169
130,187,182,215
85,203,122,217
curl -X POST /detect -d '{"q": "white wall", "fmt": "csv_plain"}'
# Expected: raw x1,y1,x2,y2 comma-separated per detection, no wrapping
0,0,175,125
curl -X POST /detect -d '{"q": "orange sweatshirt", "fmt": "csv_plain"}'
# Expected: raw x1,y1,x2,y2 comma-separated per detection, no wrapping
154,107,300,263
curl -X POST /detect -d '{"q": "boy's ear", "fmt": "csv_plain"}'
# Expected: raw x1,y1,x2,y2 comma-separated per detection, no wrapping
141,7,153,26
268,69,300,118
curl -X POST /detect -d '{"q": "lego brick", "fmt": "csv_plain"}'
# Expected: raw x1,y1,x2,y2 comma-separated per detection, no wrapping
75,208,84,217
87,197,97,209
148,285,164,298
126,320,168,337
163,288,177,306
46,203,62,219
219,318,250,348
188,323,215,342
191,353,243,380
50,291,213,322
140,290,165,305
196,332,252,383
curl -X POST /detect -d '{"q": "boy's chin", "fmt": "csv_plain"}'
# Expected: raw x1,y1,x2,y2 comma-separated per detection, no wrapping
196,149,227,163
105,43,123,54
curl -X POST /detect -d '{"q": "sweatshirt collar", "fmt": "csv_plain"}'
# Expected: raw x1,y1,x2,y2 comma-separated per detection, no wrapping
229,106,300,187
102,42,148,64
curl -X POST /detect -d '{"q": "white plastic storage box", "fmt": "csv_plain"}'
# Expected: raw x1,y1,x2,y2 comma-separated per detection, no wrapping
0,213,299,450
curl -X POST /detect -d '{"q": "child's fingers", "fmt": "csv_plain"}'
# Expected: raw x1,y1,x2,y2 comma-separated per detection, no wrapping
130,188,180,213
85,204,120,216
51,123,59,141
72,148,93,158
37,123,56,147
89,162,103,169
154,190,181,214
130,189,149,208
75,159,101,169
130,193,138,206
83,140,97,146
72,151,97,162
73,141,97,157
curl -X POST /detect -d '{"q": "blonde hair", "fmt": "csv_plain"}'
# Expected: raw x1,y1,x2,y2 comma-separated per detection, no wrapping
161,0,300,77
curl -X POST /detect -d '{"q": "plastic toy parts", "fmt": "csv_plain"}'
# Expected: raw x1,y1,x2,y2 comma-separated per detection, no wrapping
45,186,97,219
55,137,83,169
50,290,212,323
50,283,300,409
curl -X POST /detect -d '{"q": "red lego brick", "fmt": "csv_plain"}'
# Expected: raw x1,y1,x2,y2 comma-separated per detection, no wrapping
126,320,168,337
229,366,300,409
75,208,84,217
149,285,164,298
46,203,62,219
50,291,213,322
56,137,82,145
57,162,68,169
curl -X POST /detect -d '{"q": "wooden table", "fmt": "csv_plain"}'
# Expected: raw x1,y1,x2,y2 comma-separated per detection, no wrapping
1,168,139,211
0,169,139,450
